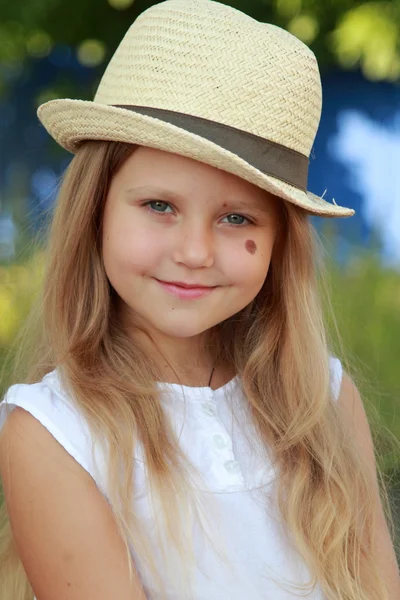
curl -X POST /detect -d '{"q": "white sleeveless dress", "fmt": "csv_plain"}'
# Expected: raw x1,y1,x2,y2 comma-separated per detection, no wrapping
0,357,343,599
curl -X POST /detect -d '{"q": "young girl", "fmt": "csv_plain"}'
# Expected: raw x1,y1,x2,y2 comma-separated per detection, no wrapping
0,1,398,599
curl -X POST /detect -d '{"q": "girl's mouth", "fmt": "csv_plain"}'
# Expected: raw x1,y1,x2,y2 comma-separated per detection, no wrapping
154,279,217,300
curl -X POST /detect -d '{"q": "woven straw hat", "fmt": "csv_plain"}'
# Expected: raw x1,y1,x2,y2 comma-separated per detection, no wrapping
37,0,354,218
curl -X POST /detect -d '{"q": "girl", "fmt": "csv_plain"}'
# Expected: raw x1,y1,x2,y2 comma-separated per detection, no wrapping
0,1,398,599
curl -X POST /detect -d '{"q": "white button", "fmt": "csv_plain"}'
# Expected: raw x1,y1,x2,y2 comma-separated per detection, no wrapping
201,402,217,417
224,459,241,474
213,434,228,449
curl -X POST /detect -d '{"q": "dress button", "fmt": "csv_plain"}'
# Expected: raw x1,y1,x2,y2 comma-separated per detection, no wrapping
213,434,228,449
201,402,217,417
224,459,241,474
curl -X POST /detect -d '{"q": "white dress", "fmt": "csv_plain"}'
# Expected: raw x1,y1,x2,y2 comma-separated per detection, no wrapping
0,357,343,599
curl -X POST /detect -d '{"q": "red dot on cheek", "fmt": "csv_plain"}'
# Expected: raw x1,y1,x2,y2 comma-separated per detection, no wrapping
245,240,257,255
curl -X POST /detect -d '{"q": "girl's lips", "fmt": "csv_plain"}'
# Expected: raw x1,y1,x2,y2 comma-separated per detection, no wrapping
155,279,217,300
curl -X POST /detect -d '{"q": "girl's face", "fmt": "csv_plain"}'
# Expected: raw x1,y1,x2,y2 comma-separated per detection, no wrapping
102,146,280,340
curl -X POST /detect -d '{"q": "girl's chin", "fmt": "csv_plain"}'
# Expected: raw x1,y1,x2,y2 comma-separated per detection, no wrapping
150,321,217,339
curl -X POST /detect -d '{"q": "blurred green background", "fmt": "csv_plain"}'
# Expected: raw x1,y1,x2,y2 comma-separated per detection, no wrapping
0,0,399,558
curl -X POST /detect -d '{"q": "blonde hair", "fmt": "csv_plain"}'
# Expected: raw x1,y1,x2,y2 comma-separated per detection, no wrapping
0,140,397,599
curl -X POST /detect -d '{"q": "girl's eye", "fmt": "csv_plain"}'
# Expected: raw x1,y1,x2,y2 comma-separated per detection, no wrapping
144,202,251,226
145,200,174,213
222,214,250,226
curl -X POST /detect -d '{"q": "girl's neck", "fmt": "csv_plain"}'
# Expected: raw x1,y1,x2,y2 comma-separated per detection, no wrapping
128,323,234,388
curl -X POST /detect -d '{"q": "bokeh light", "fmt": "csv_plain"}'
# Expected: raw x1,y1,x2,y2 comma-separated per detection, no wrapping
288,14,319,44
26,31,53,59
77,39,107,67
107,0,135,10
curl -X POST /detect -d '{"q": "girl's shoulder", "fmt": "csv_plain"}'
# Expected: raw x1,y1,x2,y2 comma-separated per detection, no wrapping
0,369,98,485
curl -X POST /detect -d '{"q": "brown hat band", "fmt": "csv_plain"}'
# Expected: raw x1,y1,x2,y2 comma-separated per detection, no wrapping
113,105,309,191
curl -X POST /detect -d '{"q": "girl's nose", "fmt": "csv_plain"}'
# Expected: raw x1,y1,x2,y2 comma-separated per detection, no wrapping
172,221,214,269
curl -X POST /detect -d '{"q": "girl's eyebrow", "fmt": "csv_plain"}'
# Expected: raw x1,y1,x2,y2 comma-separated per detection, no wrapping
125,185,184,202
224,198,273,215
124,185,271,215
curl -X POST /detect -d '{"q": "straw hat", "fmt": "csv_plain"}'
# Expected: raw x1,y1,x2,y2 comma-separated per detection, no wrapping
37,0,354,218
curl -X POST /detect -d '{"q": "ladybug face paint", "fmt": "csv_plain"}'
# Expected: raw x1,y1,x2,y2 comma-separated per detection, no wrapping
245,240,257,255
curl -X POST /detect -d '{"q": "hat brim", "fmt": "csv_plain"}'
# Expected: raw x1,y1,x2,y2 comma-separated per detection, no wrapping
37,99,355,218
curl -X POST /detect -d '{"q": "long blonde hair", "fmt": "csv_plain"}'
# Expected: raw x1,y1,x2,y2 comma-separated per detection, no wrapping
0,140,397,599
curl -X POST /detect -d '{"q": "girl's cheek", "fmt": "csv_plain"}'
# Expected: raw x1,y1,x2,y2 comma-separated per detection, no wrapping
245,240,257,255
